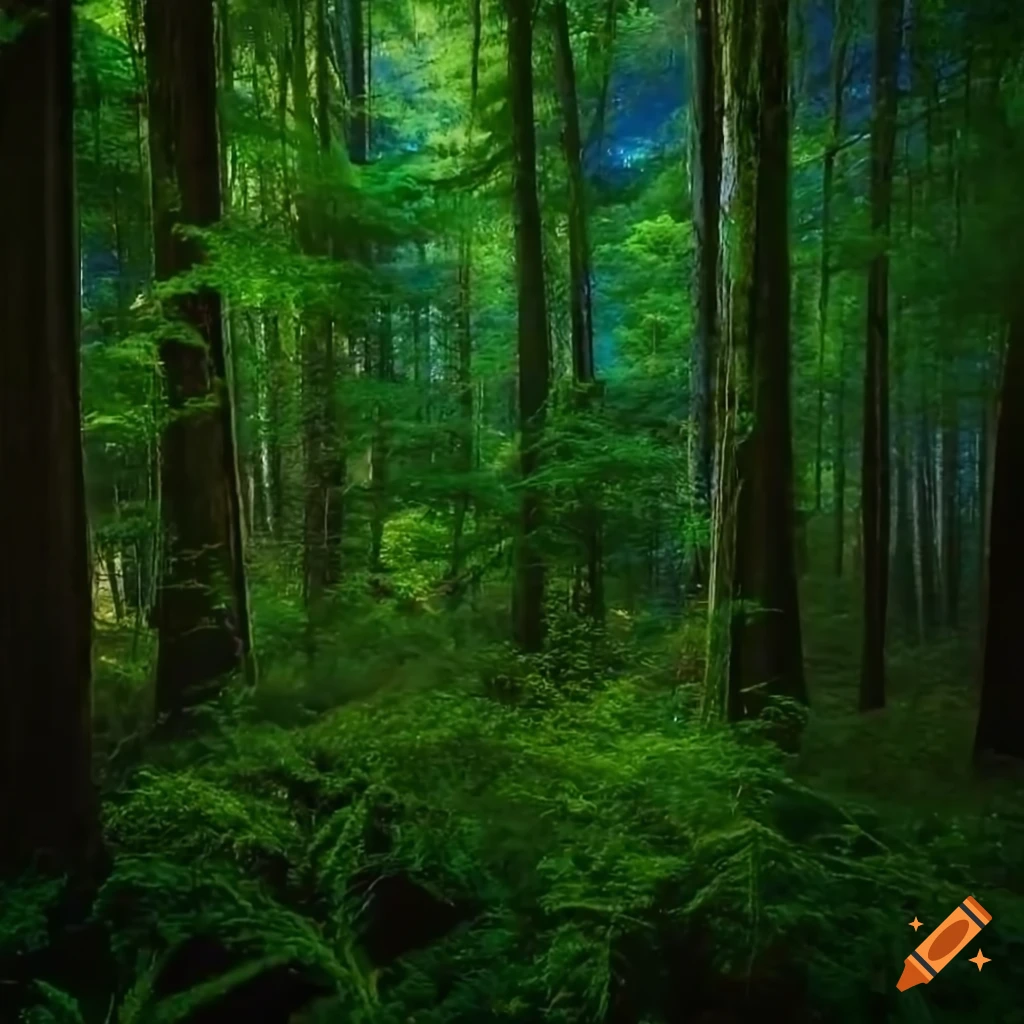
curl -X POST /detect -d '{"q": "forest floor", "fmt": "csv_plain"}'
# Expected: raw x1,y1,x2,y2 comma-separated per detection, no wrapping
795,568,1024,821
67,552,1024,1024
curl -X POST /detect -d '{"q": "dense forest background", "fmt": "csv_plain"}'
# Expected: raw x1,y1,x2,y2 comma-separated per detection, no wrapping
2,0,1024,1021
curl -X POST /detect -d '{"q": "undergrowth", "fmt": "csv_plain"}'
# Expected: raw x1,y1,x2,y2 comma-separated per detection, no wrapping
7,608,1024,1023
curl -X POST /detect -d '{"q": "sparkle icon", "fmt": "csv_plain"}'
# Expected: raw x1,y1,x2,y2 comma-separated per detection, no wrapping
909,917,923,931
968,950,990,971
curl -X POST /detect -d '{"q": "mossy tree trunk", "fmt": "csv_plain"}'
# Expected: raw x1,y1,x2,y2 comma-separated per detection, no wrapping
145,0,252,718
687,0,720,593
704,0,806,727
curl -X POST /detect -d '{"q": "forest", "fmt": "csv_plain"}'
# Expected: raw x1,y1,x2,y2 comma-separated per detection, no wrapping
1,0,1024,1020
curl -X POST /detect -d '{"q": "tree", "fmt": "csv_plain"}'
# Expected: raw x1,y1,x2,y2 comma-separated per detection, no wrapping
552,0,603,623
145,0,252,718
507,0,551,652
687,0,720,590
0,0,100,873
813,0,851,517
975,307,1024,761
704,0,806,725
859,0,903,711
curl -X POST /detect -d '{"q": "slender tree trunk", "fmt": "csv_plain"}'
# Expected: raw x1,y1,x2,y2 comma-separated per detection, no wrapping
912,403,939,641
941,392,960,629
814,0,850,513
370,306,393,571
552,0,604,622
940,68,970,630
859,0,903,711
145,0,252,718
348,0,368,164
892,299,917,633
833,331,847,575
975,303,1024,760
0,0,100,874
265,312,286,540
507,0,552,652
704,0,806,728
450,234,474,582
687,0,720,590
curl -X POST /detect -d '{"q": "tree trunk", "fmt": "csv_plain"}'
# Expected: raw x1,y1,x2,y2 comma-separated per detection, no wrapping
891,300,917,633
813,0,850,513
975,303,1024,760
145,0,252,718
687,0,720,590
370,306,393,572
704,0,806,728
265,311,285,540
913,392,939,640
507,0,551,652
859,0,902,711
552,0,604,623
941,390,960,629
0,0,100,874
450,233,474,583
833,331,846,575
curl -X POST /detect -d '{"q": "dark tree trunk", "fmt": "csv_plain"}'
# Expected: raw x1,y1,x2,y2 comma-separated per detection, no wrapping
0,0,100,874
859,0,902,711
687,0,720,590
145,0,252,718
975,304,1024,760
833,332,847,575
552,0,604,623
941,391,960,629
507,0,551,652
348,0,368,164
705,0,806,728
911,376,940,642
891,302,917,633
265,311,285,540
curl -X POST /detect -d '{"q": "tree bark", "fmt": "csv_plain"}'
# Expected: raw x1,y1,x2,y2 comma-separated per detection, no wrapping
145,0,252,718
507,0,551,652
0,0,100,874
704,0,806,727
687,0,720,591
859,0,902,711
552,0,604,623
833,331,846,575
813,0,850,514
975,303,1024,760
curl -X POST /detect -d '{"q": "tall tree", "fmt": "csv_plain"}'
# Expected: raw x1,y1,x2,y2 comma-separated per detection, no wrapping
975,305,1024,761
552,0,604,623
704,0,806,725
858,0,902,711
145,0,252,718
687,0,720,590
813,0,851,514
0,0,99,873
507,0,551,652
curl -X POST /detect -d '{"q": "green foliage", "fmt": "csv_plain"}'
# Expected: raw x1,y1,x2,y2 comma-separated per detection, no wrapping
11,664,1024,1023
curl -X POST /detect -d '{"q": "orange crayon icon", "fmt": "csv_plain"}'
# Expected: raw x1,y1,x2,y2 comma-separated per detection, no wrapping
897,895,992,992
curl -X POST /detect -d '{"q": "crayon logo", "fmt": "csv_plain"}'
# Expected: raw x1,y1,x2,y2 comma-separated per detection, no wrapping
897,896,992,992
